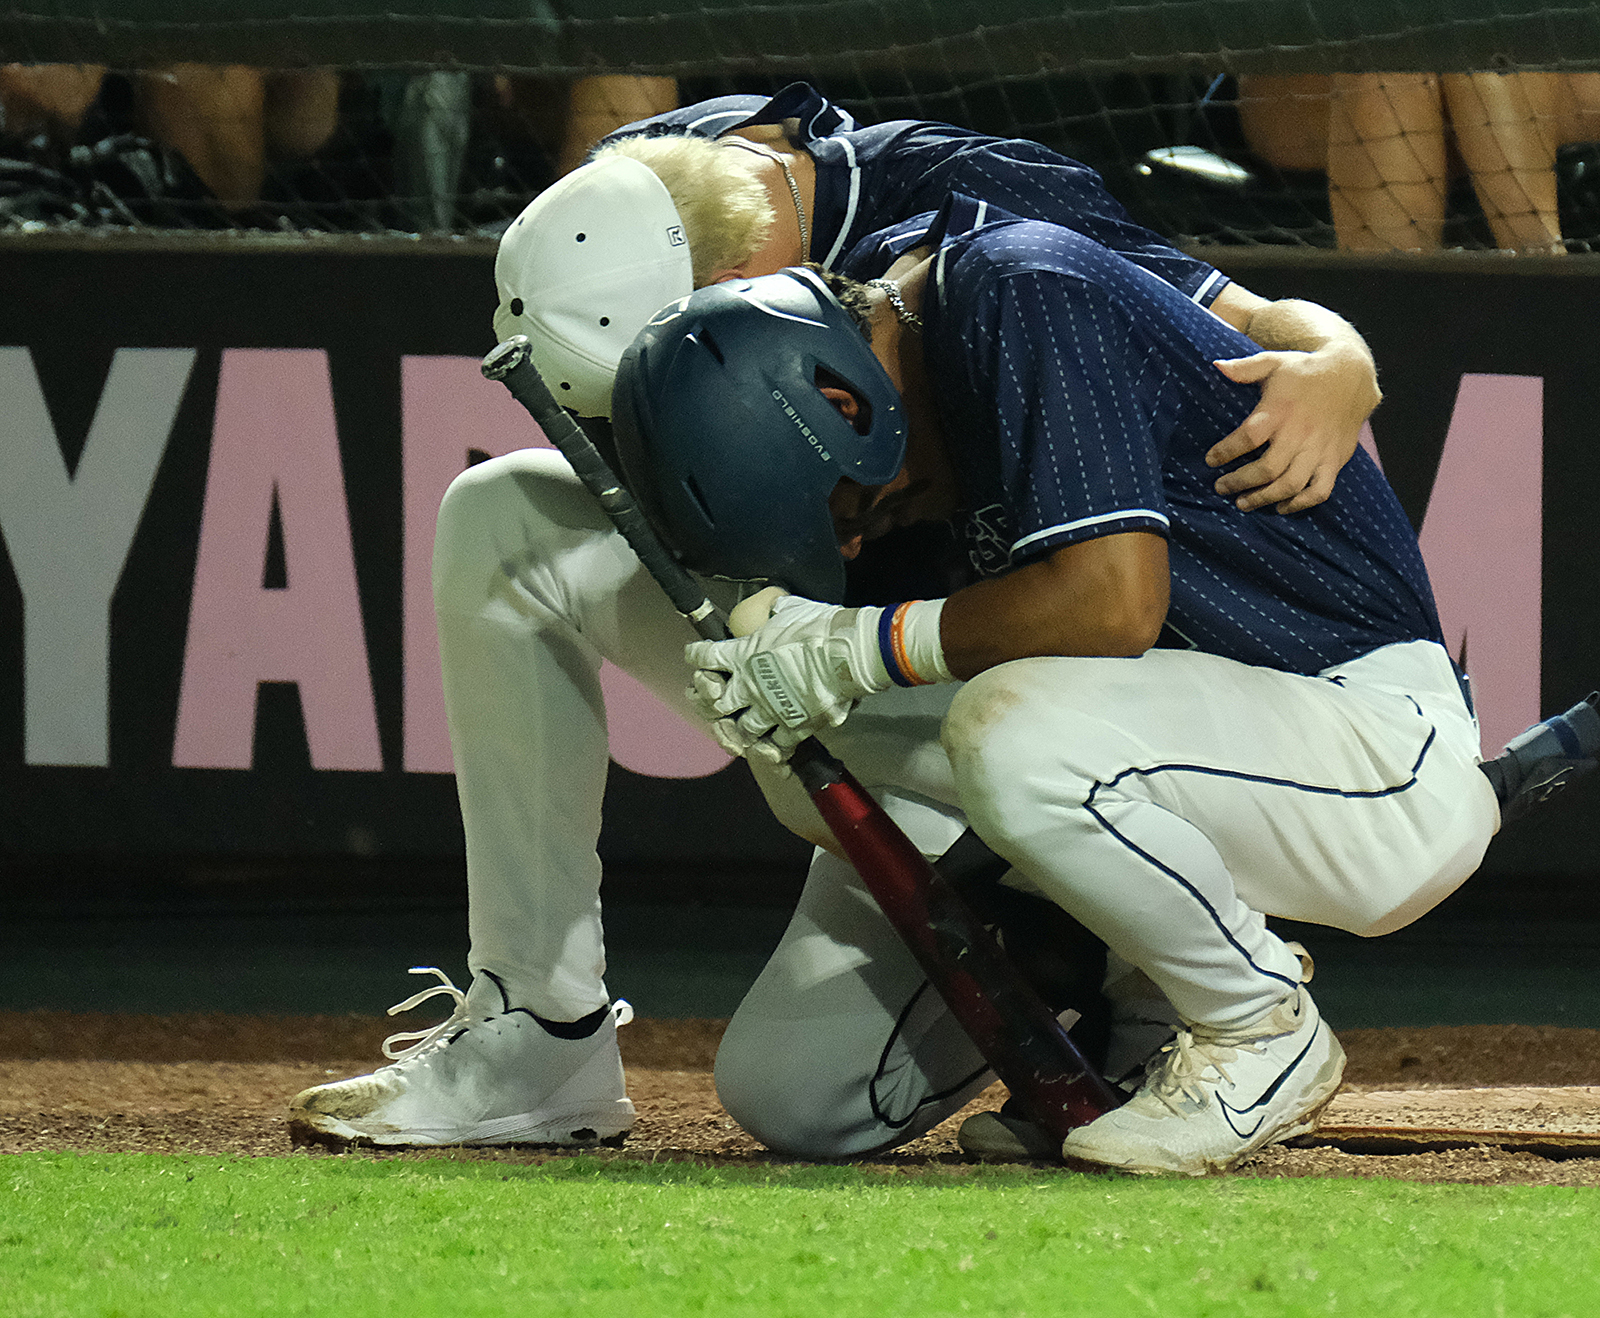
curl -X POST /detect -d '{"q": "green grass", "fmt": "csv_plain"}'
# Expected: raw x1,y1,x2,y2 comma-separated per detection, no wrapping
3,1153,1597,1317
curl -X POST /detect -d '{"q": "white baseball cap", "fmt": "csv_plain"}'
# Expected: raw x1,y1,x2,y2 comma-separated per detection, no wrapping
493,156,695,418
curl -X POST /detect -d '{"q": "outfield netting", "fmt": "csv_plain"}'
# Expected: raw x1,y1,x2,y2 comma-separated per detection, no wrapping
3,0,1600,251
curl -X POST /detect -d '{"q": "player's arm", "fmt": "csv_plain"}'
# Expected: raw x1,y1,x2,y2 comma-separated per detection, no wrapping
687,532,1169,768
908,139,1378,517
938,532,1168,678
1206,283,1381,515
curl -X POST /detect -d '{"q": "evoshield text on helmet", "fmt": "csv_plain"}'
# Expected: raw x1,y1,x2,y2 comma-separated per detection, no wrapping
610,267,907,603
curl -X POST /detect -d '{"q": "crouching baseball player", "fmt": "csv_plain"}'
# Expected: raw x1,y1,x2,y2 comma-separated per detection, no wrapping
287,92,1391,1157
599,208,1501,1174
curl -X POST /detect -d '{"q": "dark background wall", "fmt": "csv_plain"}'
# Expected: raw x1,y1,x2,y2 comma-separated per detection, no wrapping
2,243,1597,919
0,244,809,898
4,241,1599,1024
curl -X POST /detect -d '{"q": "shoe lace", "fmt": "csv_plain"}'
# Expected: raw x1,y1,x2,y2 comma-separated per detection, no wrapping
1144,948,1312,1114
378,969,636,1061
1147,1025,1268,1113
381,966,470,1061
1146,980,1310,1114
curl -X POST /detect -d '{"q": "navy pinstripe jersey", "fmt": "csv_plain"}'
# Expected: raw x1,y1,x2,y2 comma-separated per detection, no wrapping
842,201,1444,676
599,82,1227,307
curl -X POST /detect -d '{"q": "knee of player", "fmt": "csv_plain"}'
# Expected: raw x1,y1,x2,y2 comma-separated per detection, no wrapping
944,665,1020,752
436,450,526,526
714,1035,861,1158
942,664,1058,793
435,454,508,540
432,451,562,599
431,467,500,600
943,661,1118,846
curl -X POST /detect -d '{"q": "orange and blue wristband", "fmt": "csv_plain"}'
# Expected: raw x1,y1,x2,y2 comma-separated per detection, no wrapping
877,601,935,687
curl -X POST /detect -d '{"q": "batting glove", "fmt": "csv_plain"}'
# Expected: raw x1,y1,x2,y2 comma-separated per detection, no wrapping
686,594,952,767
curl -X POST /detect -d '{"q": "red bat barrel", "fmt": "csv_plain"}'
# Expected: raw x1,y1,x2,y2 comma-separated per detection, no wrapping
795,748,1124,1141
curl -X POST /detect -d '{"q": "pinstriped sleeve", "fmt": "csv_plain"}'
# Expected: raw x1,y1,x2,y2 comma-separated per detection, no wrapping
973,265,1171,565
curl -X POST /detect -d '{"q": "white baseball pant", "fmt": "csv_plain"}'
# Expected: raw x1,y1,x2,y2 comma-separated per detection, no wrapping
433,449,1499,1157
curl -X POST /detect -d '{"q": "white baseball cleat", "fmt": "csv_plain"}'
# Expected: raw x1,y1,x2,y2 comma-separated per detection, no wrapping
288,967,636,1150
1059,985,1345,1176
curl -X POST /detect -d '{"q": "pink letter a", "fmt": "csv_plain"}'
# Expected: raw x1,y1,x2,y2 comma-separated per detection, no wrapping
1417,374,1543,757
173,350,382,770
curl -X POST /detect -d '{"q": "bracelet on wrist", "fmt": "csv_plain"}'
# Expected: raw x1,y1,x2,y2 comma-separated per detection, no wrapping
875,600,952,687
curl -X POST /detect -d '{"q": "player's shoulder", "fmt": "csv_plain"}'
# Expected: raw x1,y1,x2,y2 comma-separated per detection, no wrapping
946,218,1125,289
856,120,1090,163
938,220,1216,355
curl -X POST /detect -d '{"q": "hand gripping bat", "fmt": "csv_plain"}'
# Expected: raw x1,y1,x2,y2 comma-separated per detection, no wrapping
482,335,1124,1141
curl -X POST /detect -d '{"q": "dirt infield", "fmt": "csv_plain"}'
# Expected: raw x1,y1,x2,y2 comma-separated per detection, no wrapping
5,1011,1600,1184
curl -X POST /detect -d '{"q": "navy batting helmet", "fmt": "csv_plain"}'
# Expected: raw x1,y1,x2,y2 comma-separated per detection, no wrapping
611,267,907,603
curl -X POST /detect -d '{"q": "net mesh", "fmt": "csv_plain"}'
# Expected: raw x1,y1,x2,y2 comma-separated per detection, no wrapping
3,2,1600,251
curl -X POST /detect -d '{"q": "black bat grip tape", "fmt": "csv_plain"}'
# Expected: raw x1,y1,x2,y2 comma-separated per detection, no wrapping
482,339,728,641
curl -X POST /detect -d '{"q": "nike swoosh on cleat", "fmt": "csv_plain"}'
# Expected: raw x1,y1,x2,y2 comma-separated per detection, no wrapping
1216,1023,1323,1139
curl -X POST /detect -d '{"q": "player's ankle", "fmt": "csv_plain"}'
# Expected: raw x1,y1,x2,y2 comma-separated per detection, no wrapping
532,1003,611,1039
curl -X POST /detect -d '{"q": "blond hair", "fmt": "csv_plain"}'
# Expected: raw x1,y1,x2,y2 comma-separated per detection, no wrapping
593,133,775,287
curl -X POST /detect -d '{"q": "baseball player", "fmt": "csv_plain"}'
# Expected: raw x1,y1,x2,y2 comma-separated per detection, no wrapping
496,81,1379,515
595,208,1501,1173
288,88,1392,1153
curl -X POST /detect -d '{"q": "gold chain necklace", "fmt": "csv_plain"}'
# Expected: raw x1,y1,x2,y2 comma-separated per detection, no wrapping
720,138,810,258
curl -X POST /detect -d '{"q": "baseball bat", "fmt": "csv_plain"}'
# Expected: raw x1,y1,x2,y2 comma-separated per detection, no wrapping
481,335,1123,1140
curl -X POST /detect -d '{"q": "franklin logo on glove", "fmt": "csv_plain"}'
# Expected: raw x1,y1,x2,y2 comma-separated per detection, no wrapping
748,651,808,728
686,590,954,770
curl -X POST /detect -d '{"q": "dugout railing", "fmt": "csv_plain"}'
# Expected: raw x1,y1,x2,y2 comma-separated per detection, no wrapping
5,0,1600,76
